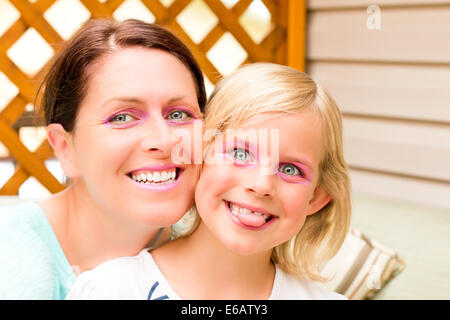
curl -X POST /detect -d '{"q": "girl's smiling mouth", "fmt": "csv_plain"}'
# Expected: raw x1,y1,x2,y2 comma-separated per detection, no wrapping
224,200,277,230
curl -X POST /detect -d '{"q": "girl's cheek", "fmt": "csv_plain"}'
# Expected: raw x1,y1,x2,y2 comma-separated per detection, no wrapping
200,163,236,186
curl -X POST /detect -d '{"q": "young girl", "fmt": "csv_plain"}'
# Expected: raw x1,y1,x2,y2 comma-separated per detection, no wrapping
0,19,206,299
66,63,351,300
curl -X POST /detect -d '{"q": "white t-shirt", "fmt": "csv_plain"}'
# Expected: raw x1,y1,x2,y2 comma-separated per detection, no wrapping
66,249,346,300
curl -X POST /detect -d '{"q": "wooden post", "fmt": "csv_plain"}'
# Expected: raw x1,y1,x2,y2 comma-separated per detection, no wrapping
287,0,306,71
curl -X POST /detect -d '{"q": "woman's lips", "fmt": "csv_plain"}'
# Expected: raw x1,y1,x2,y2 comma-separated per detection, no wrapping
128,163,183,175
127,164,184,191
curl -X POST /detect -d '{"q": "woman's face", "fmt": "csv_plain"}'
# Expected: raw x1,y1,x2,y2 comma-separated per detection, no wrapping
194,112,330,255
68,47,202,228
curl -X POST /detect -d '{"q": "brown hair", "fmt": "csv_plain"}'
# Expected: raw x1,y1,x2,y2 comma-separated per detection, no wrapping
39,19,206,132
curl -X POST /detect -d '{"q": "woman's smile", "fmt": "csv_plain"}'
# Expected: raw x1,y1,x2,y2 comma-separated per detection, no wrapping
128,164,184,191
68,47,202,227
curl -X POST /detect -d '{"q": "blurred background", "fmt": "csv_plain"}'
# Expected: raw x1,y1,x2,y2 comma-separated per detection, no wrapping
0,0,449,299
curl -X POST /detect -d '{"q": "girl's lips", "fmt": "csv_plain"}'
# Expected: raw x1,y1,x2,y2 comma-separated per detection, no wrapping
224,200,277,231
227,200,274,216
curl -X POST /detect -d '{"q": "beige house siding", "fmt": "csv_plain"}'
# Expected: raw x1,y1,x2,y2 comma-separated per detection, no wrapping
306,1,450,209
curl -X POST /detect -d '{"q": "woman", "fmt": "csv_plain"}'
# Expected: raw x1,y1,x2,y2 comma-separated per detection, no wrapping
0,19,206,299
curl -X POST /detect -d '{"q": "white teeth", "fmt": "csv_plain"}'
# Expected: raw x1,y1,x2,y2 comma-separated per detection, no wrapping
230,204,238,216
131,169,177,184
228,202,271,220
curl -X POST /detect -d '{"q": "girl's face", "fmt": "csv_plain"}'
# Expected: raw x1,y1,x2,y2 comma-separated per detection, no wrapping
194,111,330,255
67,47,202,228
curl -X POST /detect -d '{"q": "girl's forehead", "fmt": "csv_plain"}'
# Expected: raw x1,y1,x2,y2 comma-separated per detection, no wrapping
221,110,321,134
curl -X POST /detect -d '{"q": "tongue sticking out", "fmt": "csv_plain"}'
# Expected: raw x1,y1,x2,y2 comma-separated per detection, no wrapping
236,211,267,228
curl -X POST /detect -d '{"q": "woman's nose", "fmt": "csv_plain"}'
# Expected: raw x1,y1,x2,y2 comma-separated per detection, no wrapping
139,115,180,158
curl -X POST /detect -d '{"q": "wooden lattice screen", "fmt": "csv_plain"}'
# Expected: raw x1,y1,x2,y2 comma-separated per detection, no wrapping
0,0,306,195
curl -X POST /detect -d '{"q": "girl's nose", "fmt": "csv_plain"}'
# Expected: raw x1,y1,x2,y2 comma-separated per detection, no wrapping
244,168,276,198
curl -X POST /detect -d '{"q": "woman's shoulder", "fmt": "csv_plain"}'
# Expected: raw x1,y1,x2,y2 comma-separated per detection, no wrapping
0,201,44,229
0,202,61,299
271,265,347,300
0,202,56,253
0,201,48,247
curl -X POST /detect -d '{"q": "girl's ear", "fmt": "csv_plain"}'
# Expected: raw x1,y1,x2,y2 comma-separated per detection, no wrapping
47,123,80,178
307,185,331,216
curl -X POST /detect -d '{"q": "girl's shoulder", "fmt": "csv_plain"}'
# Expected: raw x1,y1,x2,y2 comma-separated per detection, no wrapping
270,265,347,300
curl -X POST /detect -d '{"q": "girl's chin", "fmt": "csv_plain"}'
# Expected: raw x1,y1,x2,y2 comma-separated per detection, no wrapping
218,236,270,256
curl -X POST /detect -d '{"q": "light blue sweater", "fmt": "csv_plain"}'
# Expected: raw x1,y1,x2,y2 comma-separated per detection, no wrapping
0,202,76,299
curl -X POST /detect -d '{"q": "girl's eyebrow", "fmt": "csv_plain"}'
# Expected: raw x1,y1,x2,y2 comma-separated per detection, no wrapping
229,138,258,151
284,156,314,172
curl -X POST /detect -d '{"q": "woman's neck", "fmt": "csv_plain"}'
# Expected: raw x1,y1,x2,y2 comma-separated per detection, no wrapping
39,184,158,273
152,222,276,299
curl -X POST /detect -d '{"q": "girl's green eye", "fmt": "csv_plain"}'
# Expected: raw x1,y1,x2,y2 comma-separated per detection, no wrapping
232,148,251,162
279,163,301,176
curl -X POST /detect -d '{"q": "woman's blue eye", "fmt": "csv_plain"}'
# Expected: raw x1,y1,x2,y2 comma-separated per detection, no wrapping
232,148,252,162
110,113,135,123
279,163,303,176
167,110,191,121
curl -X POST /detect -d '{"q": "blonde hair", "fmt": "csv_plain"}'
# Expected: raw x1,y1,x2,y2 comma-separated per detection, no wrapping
176,63,351,282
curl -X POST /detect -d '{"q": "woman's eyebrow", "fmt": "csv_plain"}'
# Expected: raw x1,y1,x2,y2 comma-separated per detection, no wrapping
102,96,195,108
166,96,190,104
166,96,200,111
101,97,144,109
